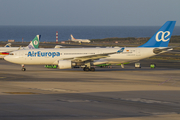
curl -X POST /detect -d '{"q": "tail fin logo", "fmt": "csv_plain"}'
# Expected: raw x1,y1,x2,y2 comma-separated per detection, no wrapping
34,40,38,45
156,31,171,42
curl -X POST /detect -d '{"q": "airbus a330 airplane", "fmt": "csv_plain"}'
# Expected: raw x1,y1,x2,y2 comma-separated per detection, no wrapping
70,34,91,43
4,21,176,71
0,35,41,58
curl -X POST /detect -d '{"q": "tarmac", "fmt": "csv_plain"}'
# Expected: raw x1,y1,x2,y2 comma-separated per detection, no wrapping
0,59,180,120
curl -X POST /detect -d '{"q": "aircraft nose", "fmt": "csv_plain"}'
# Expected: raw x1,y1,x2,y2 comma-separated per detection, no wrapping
4,54,21,64
4,55,16,63
4,55,11,61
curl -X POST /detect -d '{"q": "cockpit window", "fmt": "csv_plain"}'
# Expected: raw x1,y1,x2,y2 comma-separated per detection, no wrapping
9,53,14,55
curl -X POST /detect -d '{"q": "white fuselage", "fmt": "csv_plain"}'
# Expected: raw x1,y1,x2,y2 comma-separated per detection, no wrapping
0,47,27,58
71,39,91,43
4,47,157,65
0,47,20,58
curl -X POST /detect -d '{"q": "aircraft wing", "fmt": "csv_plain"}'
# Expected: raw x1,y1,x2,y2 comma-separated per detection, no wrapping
63,48,124,62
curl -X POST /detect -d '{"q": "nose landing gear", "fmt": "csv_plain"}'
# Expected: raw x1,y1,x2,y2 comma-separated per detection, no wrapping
21,64,26,71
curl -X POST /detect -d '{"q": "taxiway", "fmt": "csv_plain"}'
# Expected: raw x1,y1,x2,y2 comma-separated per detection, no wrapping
0,60,180,120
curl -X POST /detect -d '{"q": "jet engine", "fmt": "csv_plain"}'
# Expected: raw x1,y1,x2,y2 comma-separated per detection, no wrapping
58,60,72,69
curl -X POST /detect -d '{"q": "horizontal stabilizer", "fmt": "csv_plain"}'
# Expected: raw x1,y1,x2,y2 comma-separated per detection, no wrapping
153,48,173,54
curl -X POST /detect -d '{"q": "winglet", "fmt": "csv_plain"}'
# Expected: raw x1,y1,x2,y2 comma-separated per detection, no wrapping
117,47,125,53
18,46,21,50
4,43,11,47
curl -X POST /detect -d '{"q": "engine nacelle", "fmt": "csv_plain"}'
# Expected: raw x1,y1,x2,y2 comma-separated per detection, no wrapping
58,60,72,69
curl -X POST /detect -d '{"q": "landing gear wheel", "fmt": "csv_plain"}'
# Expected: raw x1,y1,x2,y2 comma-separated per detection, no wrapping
22,68,26,71
90,67,95,71
83,67,89,71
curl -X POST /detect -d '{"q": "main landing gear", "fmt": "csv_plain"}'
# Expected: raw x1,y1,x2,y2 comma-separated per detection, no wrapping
83,63,95,71
83,67,95,71
21,64,26,71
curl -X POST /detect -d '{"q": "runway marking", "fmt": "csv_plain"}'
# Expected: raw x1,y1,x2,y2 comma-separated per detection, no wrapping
158,78,172,86
57,99,100,103
58,99,91,103
3,92,39,94
0,77,6,79
171,80,177,85
144,112,178,115
30,88,77,92
119,98,170,104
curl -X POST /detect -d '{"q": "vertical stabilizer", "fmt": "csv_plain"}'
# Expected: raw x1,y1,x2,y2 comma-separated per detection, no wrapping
139,21,176,47
71,34,75,40
27,35,41,49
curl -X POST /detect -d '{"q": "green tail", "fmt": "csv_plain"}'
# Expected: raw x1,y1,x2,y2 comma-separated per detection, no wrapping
27,35,41,49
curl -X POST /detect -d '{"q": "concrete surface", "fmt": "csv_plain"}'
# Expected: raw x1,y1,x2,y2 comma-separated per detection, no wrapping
0,60,180,120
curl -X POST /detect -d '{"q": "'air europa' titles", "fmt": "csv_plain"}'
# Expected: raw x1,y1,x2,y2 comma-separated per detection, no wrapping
27,51,60,58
